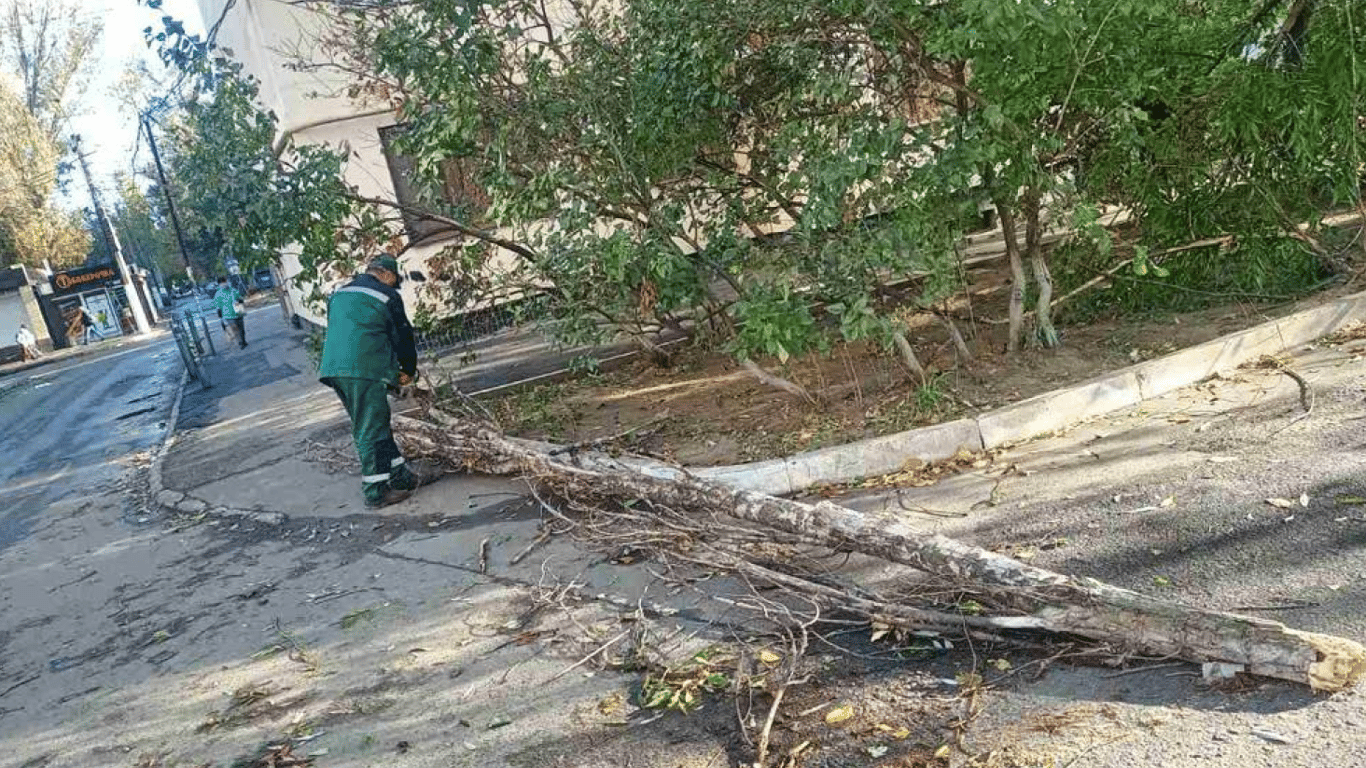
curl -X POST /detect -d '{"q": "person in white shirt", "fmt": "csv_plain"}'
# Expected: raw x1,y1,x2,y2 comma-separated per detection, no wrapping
15,325,40,361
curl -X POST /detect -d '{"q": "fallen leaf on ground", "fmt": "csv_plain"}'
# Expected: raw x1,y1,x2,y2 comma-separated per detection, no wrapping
875,724,912,740
597,692,624,715
825,704,855,725
758,649,782,665
1266,498,1296,509
1337,495,1366,505
1299,492,1310,507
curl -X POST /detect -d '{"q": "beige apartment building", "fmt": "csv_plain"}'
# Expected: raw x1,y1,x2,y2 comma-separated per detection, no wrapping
193,0,503,329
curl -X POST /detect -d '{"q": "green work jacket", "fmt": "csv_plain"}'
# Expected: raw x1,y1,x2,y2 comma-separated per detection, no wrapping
317,273,418,386
213,286,244,319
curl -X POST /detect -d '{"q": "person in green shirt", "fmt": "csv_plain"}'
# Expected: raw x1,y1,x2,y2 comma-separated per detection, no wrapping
318,256,440,509
212,276,247,349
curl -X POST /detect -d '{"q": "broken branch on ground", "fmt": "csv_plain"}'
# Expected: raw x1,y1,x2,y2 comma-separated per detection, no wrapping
394,411,1366,691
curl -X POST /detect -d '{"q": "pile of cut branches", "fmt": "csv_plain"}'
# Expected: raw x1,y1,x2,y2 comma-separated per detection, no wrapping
395,409,1366,692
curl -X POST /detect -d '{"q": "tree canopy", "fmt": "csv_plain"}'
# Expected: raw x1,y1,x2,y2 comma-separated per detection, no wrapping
0,0,99,269
147,0,1365,371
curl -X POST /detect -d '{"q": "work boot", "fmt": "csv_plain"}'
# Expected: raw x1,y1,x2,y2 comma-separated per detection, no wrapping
364,486,412,509
390,460,445,492
408,459,446,488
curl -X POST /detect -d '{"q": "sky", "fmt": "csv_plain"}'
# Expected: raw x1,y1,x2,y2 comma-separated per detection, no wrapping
66,0,206,199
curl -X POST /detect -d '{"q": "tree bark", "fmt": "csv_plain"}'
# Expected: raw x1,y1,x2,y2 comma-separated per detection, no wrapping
741,358,816,403
891,329,928,384
1023,189,1060,347
994,198,1029,353
937,313,973,363
395,415,1366,692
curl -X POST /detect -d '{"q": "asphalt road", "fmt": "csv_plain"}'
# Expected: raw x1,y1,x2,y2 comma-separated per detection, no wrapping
0,335,180,553
3,307,1366,768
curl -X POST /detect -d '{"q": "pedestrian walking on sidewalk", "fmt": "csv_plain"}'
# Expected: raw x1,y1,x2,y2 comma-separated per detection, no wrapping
15,325,40,361
213,277,248,349
318,256,438,509
78,307,103,345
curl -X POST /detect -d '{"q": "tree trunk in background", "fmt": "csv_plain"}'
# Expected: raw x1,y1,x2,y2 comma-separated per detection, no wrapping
395,414,1366,692
938,314,973,363
994,199,1028,353
892,329,928,384
740,358,815,403
1023,188,1060,347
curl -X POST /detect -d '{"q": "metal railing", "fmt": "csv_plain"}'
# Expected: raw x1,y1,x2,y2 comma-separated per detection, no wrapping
170,307,216,387
413,301,525,355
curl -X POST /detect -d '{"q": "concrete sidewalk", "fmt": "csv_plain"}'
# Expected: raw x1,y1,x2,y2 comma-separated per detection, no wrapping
138,286,1366,767
158,307,517,518
154,302,725,613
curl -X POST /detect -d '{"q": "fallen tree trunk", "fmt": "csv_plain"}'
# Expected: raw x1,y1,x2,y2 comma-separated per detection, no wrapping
395,414,1366,691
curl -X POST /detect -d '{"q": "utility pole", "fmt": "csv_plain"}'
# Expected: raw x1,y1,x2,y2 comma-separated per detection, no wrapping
72,135,152,335
142,116,197,284
114,219,163,321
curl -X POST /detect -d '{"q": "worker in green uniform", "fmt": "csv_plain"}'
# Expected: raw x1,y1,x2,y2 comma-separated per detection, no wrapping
319,256,437,508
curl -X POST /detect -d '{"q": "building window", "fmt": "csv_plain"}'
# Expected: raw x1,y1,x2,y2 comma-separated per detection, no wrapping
378,124,491,244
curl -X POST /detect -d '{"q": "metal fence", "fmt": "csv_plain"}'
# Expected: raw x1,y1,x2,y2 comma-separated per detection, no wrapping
169,305,218,387
413,300,527,355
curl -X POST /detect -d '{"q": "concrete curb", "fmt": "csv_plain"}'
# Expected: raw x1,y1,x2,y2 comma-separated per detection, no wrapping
148,287,1366,509
146,368,188,506
146,367,287,526
692,289,1366,496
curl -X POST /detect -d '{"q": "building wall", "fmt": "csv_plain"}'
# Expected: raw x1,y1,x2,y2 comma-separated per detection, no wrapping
0,291,28,337
194,0,356,132
0,290,35,360
18,287,51,348
195,0,504,328
195,0,780,333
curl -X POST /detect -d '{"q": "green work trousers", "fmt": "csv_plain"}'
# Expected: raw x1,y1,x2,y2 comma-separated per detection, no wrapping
326,377,416,503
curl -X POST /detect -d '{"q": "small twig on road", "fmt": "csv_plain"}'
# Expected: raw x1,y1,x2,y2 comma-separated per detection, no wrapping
1252,356,1315,437
896,495,969,518
309,586,382,604
510,530,552,566
1100,661,1186,678
1276,365,1314,413
545,628,631,684
754,682,788,768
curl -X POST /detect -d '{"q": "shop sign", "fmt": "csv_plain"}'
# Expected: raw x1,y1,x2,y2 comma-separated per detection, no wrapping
51,265,119,296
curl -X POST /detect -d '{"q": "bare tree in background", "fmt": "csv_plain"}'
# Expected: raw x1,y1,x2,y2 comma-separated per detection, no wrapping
1,0,103,136
0,0,102,268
